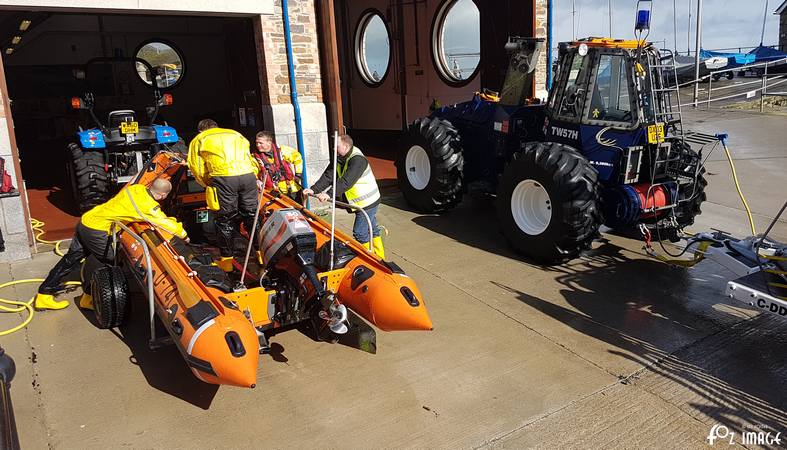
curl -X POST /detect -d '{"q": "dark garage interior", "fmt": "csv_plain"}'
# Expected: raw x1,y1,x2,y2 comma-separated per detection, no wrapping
0,12,262,238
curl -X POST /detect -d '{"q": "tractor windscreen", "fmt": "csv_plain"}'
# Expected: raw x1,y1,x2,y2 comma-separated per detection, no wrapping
552,51,589,119
586,54,634,124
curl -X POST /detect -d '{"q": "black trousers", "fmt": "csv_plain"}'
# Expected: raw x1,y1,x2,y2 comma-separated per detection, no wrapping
211,173,259,257
38,222,114,295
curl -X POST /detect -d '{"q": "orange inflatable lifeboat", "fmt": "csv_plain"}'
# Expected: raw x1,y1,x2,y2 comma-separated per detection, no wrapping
85,151,432,388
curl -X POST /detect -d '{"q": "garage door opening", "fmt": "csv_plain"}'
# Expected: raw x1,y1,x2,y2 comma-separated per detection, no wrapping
0,12,262,239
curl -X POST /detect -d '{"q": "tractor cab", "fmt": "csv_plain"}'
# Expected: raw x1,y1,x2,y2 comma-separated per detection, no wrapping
545,38,703,230
546,37,682,154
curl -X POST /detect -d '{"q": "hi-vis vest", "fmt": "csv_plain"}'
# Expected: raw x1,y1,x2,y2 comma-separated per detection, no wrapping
338,147,380,209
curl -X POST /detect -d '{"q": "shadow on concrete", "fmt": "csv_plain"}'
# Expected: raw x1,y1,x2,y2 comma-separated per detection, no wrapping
382,192,538,264
76,295,220,410
490,244,787,434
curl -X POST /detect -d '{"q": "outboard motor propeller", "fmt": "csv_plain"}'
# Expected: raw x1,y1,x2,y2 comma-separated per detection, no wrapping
320,302,349,335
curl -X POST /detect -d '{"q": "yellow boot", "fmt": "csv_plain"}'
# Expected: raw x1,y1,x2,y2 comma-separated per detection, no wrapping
33,293,69,310
216,256,235,273
372,236,386,260
78,292,93,310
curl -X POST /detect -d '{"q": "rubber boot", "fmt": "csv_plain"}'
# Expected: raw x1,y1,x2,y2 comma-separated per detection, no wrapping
33,293,69,310
78,292,93,310
216,256,235,273
372,236,386,260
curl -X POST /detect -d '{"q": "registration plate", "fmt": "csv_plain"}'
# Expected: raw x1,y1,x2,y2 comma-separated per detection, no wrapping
647,123,665,144
120,121,139,134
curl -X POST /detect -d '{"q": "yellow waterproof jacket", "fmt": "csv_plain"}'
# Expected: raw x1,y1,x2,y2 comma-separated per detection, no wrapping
81,184,187,238
187,128,260,187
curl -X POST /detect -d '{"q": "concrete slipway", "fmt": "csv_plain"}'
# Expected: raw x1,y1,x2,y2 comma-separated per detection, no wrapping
2,108,785,449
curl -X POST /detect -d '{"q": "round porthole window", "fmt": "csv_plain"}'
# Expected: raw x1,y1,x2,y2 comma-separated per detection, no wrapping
355,12,390,85
135,41,184,88
433,0,480,83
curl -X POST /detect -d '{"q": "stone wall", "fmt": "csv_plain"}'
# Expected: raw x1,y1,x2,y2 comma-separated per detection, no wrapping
534,0,549,100
254,0,330,189
0,86,32,262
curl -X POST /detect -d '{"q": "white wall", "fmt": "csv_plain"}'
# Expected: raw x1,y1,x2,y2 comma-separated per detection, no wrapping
0,0,272,15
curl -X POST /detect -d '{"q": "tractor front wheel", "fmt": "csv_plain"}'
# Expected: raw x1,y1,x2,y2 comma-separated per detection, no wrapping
396,117,464,212
497,142,602,263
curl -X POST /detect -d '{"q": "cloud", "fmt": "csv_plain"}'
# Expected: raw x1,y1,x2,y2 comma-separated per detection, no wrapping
554,0,781,52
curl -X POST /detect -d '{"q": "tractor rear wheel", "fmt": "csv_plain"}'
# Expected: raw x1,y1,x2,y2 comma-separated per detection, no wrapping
91,265,129,329
396,117,464,212
673,145,707,229
497,142,602,263
67,143,110,213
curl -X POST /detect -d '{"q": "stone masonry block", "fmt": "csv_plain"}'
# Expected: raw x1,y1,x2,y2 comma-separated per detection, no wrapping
1,196,26,235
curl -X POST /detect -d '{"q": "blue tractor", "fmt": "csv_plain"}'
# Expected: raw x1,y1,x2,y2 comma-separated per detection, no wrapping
397,36,706,263
67,56,186,212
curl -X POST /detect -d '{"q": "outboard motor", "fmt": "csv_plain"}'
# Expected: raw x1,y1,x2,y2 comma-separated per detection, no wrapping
258,209,339,328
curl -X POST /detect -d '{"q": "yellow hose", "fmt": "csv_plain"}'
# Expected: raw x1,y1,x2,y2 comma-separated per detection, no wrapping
722,143,757,235
30,218,68,256
0,219,78,336
0,279,81,336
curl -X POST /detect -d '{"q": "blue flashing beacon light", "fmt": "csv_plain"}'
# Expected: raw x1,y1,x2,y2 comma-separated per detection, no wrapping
635,1,652,32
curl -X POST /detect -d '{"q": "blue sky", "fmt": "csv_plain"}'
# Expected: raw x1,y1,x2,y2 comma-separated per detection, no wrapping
554,0,781,52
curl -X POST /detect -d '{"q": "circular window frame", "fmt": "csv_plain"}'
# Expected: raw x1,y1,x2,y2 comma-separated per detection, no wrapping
133,38,186,90
431,0,481,86
354,9,392,87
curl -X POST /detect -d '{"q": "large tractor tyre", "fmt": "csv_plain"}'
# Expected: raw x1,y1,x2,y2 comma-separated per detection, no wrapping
67,143,110,213
91,265,129,329
396,117,464,213
673,146,707,229
497,142,602,264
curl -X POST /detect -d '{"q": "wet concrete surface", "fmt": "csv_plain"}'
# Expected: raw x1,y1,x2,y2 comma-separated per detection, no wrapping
2,108,786,448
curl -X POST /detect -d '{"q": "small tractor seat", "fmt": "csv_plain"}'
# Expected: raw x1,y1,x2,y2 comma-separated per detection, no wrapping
108,110,137,128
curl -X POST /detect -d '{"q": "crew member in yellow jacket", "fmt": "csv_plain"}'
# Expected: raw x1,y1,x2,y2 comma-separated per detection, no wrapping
33,179,186,310
253,131,303,202
187,119,261,271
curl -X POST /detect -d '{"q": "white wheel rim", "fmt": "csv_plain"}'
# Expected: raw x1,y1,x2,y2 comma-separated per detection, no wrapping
405,145,431,190
511,179,552,235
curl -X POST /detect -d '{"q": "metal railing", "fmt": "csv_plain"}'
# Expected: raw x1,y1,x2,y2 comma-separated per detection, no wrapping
678,57,787,111
112,221,161,349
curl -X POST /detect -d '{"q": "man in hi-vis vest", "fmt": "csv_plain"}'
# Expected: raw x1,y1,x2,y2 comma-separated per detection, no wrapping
304,134,385,259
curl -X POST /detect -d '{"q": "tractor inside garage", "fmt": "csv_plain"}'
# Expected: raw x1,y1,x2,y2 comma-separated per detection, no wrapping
0,12,263,239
